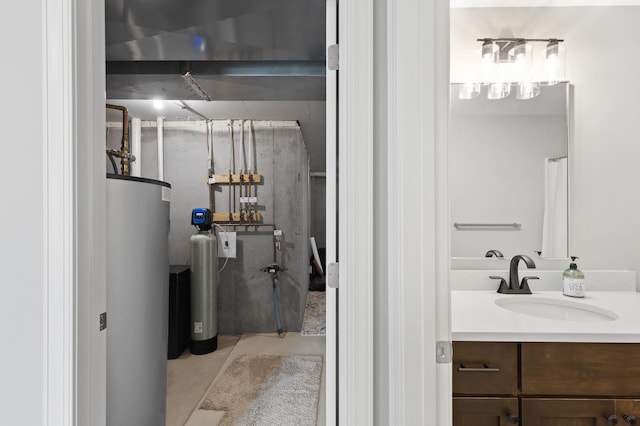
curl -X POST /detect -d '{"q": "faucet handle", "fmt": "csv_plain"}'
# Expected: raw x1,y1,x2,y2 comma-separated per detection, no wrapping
520,276,539,293
490,276,509,293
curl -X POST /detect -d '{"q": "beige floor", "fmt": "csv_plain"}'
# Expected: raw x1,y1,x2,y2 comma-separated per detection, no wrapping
166,333,326,426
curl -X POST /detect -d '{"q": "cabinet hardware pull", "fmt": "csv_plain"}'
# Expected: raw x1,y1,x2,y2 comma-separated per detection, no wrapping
507,413,519,424
623,414,637,425
457,363,500,372
604,413,619,425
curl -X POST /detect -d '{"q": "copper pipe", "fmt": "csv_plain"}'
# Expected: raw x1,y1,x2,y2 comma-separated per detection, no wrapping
106,104,131,175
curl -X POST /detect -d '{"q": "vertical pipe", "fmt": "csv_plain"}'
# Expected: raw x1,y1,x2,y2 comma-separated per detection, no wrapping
157,117,164,181
247,120,254,174
106,103,131,175
131,117,142,177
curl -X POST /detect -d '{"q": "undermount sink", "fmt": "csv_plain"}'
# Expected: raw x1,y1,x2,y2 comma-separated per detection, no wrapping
495,296,619,322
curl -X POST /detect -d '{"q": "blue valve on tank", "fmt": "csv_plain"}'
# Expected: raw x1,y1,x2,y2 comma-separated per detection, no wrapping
191,208,212,231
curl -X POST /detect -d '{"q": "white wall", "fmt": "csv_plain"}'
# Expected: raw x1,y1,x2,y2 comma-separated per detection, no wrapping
0,0,106,424
0,1,45,423
451,6,640,288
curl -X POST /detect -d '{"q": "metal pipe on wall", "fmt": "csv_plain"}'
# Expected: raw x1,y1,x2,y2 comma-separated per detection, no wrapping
131,117,142,177
157,116,164,181
106,103,132,175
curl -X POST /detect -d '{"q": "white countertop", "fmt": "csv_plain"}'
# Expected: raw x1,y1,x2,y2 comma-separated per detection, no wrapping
452,290,640,343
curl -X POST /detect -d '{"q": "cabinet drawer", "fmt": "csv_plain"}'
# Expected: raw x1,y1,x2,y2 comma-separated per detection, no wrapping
522,398,617,425
453,397,518,426
453,342,519,395
522,343,640,396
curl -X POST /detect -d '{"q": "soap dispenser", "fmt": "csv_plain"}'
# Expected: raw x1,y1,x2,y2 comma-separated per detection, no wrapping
563,256,585,298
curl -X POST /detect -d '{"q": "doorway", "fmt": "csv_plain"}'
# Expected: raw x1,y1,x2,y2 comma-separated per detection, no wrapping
104,1,333,425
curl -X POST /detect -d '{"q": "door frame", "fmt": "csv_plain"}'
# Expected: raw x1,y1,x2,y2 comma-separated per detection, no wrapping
381,0,451,424
49,0,451,424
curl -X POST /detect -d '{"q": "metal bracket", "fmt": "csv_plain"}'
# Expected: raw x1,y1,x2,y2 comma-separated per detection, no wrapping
327,44,339,71
436,341,452,364
327,262,339,289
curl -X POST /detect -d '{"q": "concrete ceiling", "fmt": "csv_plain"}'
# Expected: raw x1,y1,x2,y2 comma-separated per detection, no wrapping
105,0,327,171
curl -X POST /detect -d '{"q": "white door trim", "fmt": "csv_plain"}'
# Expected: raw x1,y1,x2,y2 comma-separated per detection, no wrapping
385,0,451,424
43,0,74,423
325,0,338,425
48,1,107,425
339,0,374,423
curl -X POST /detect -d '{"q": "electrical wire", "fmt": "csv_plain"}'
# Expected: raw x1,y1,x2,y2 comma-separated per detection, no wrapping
107,152,119,174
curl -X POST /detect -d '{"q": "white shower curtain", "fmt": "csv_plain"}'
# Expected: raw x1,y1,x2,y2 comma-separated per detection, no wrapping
541,157,568,257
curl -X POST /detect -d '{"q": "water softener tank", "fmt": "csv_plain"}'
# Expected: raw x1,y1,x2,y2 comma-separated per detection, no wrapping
190,208,218,354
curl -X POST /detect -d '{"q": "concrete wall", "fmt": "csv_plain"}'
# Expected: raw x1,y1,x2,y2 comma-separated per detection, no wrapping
108,121,310,334
310,176,327,250
451,6,640,288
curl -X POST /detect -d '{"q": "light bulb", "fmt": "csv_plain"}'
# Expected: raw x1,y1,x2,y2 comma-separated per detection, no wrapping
458,83,481,100
487,82,510,100
153,100,164,110
546,39,559,59
516,82,540,100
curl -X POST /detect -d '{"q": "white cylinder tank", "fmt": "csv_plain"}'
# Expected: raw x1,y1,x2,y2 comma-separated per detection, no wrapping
106,174,170,426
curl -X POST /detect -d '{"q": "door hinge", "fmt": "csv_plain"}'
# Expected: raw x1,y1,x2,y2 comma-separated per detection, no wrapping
436,341,452,364
327,262,339,288
100,312,107,331
327,44,339,71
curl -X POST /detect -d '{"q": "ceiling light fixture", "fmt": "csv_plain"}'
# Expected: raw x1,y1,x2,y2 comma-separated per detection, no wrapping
181,71,212,102
461,38,566,101
153,99,164,110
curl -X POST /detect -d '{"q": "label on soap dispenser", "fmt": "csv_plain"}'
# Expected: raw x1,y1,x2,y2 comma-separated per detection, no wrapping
563,278,585,297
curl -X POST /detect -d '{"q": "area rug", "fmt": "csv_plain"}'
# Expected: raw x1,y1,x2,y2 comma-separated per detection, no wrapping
301,291,326,336
200,354,323,426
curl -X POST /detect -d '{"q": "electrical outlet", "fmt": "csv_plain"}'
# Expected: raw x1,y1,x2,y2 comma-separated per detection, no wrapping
217,231,236,258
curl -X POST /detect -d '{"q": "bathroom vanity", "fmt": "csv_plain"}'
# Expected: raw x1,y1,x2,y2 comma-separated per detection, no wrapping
452,287,640,426
453,341,640,425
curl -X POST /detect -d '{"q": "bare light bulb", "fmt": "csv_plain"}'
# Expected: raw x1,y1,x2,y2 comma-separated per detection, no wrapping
153,100,164,110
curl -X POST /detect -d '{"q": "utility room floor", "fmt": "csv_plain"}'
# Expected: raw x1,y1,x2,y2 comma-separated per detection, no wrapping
166,332,326,426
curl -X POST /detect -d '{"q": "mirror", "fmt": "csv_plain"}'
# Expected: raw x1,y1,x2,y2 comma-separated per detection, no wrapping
449,82,569,259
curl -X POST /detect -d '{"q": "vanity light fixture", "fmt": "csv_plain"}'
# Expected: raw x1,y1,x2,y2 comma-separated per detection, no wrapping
460,38,566,100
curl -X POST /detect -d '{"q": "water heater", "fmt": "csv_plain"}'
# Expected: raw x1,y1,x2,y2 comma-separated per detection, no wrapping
106,174,170,426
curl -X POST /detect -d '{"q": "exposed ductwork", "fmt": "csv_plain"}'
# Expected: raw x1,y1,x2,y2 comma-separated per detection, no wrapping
105,0,326,101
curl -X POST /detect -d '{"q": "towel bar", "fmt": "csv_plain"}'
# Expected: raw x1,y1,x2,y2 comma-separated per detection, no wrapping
453,223,521,229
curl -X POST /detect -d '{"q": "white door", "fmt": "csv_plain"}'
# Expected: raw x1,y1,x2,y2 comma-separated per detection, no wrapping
327,0,376,424
324,1,339,424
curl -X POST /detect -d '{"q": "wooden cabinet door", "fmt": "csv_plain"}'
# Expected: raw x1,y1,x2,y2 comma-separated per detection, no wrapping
616,399,640,425
453,397,519,426
521,343,640,396
522,398,617,426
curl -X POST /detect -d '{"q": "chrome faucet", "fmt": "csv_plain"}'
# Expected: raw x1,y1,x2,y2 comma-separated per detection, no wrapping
491,254,538,294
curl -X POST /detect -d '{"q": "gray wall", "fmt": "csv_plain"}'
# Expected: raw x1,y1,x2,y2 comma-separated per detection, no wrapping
109,121,310,334
310,176,327,250
451,6,640,289
450,113,567,257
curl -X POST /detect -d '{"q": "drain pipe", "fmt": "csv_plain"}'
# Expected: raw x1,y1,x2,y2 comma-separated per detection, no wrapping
261,263,287,337
106,104,132,175
130,117,142,177
157,116,164,181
